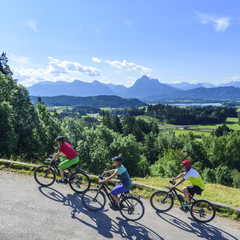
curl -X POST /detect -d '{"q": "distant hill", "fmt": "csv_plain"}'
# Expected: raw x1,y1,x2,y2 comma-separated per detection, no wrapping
218,81,240,88
27,76,240,102
27,75,181,100
122,75,181,99
30,95,147,108
172,86,240,100
27,80,116,97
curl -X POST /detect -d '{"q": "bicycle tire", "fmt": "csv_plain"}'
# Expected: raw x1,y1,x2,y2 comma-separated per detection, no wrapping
34,165,56,187
69,171,91,193
81,189,106,212
190,200,216,223
150,190,174,212
120,196,145,221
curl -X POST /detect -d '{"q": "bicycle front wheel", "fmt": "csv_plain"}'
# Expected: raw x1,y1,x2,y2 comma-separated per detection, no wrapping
69,171,91,193
120,196,145,221
150,190,174,212
81,189,106,212
190,200,216,223
34,165,56,186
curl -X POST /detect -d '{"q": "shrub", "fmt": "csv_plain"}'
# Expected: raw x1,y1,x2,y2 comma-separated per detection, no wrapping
231,169,240,188
202,167,216,183
215,166,233,186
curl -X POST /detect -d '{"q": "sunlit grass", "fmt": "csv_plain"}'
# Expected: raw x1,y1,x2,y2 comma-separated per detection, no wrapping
131,176,240,209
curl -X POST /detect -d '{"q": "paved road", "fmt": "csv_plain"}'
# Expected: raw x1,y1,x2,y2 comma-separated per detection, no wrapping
0,171,239,240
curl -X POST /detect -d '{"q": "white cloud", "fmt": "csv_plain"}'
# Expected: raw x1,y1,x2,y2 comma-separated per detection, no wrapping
197,12,230,32
92,57,102,63
8,54,30,67
25,20,38,32
12,57,102,87
105,59,152,74
48,57,101,76
226,74,240,82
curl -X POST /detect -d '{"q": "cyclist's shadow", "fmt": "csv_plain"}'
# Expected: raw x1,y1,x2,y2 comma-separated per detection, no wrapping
155,211,239,240
38,186,163,239
38,186,113,238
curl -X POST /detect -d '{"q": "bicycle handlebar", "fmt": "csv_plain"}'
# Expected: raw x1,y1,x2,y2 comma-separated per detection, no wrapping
99,173,106,180
169,179,176,185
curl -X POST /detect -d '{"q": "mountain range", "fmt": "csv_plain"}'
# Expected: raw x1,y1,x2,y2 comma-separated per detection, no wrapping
27,75,240,102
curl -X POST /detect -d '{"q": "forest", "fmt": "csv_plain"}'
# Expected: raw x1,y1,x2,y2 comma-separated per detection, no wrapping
0,52,240,189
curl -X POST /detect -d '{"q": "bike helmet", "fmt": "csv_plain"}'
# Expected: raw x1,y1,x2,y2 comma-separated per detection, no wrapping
55,136,65,143
180,160,192,167
111,156,124,163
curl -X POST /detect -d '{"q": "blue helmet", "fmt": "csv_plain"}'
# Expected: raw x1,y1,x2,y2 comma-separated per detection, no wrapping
112,156,124,163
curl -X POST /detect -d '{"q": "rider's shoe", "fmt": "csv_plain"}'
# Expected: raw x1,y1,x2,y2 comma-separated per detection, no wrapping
56,179,68,184
180,205,190,213
181,201,191,206
109,203,119,211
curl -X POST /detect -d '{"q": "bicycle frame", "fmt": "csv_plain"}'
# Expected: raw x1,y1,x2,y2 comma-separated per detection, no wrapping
96,182,116,204
164,185,193,204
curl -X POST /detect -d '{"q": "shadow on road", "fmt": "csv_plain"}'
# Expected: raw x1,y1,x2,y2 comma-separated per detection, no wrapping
155,211,239,240
38,186,163,240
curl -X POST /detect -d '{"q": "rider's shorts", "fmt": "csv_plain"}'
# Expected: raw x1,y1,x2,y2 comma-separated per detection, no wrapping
59,156,79,170
110,183,130,195
187,185,203,196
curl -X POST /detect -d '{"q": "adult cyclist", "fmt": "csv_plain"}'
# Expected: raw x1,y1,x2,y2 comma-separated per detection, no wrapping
51,136,79,184
170,160,205,207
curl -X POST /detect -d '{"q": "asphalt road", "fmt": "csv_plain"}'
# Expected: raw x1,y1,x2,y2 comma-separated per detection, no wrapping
0,171,239,240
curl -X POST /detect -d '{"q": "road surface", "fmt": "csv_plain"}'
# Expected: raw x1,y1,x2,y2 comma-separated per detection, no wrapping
0,171,239,240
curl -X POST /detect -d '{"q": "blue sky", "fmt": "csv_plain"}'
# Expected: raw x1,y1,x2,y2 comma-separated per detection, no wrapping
1,0,240,87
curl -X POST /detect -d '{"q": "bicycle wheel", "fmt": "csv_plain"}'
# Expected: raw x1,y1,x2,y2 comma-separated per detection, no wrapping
69,171,91,193
34,165,56,186
150,190,174,212
120,196,145,221
190,200,216,223
81,189,106,212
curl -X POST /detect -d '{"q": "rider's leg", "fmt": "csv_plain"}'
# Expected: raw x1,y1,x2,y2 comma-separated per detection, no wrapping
110,183,130,206
59,169,65,181
110,193,120,204
182,186,191,203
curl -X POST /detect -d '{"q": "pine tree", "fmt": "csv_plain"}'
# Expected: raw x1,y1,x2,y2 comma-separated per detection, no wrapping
0,52,13,76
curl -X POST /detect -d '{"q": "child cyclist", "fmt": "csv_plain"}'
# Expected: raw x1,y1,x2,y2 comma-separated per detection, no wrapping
98,156,132,210
51,136,79,184
170,160,205,207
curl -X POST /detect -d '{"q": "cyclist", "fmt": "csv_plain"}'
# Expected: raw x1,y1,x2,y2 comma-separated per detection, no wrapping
98,156,132,210
51,136,79,184
170,160,205,207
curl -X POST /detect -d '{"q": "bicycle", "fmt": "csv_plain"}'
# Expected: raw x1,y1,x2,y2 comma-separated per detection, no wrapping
81,174,145,221
150,180,216,223
34,155,91,193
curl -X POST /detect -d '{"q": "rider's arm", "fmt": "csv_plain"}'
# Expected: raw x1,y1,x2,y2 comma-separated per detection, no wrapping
51,151,61,162
103,169,115,174
171,178,185,188
172,172,185,180
99,172,118,183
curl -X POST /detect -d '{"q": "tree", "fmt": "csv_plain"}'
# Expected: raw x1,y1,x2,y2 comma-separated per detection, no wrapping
0,52,13,76
0,102,17,156
212,124,231,137
112,115,123,133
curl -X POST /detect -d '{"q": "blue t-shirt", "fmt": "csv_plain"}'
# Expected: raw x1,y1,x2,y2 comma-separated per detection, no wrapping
115,165,132,189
